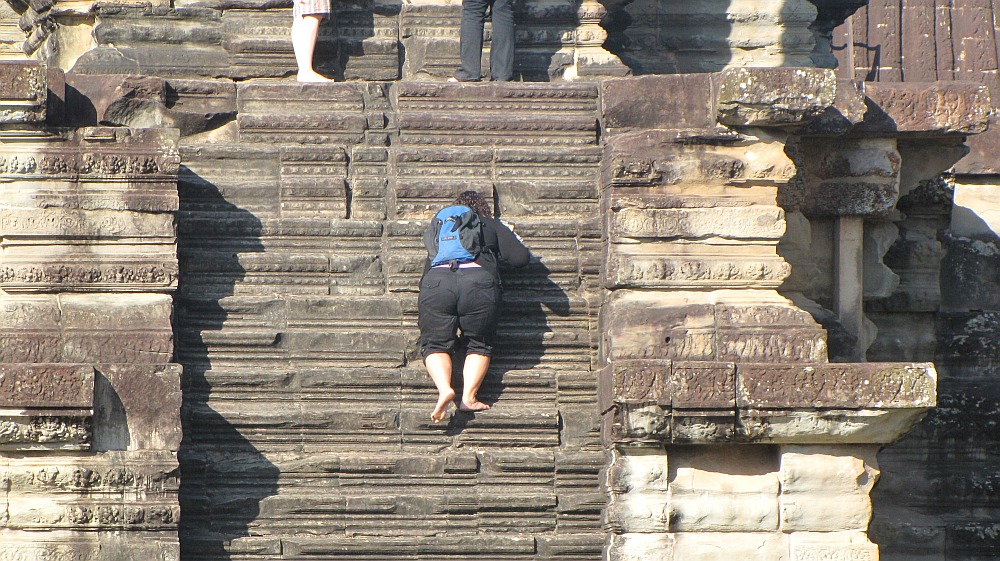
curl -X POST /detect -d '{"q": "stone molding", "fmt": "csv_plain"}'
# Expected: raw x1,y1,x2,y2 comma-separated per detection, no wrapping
600,360,936,445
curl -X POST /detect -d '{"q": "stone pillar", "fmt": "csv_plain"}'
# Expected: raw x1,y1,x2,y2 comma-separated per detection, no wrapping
0,61,181,561
834,216,867,360
597,70,988,561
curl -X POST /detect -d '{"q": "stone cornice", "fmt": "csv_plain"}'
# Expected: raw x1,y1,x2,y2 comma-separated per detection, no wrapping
600,360,936,444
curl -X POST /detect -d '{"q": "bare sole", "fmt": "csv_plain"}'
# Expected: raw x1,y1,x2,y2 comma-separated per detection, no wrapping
431,389,457,423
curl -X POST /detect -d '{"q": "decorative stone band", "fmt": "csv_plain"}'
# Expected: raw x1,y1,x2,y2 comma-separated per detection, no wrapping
0,363,93,409
599,360,936,445
0,364,94,451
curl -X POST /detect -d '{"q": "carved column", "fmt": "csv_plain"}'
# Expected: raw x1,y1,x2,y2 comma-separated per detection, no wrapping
0,61,181,561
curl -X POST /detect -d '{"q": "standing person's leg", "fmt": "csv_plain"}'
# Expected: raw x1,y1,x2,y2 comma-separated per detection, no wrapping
487,0,514,81
455,268,501,411
292,5,334,82
455,0,491,81
418,270,461,423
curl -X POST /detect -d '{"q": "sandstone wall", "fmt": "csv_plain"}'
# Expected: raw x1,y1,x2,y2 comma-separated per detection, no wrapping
0,61,182,560
0,1,996,560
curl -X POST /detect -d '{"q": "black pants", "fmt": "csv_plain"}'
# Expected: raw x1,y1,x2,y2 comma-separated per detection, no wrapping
454,0,514,81
418,267,501,357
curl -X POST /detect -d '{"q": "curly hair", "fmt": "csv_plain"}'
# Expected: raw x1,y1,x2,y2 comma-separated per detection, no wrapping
454,190,493,219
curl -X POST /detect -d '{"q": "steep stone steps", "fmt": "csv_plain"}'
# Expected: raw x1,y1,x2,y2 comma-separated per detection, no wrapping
172,80,605,559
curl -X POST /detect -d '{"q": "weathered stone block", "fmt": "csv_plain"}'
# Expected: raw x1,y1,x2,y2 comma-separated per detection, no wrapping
0,533,119,561
0,295,173,364
0,415,90,450
858,81,990,136
672,532,788,561
0,61,47,124
65,74,168,129
603,360,735,409
603,129,796,189
535,533,605,559
603,359,673,406
283,535,537,556
609,404,670,442
801,79,868,136
93,364,182,452
0,209,174,239
671,411,738,443
740,408,932,444
0,364,93,409
737,363,937,409
955,120,1000,174
601,291,715,361
602,74,716,134
717,67,837,127
668,445,780,531
236,82,369,144
780,446,878,532
609,206,786,241
607,533,674,561
796,138,902,217
788,531,878,561
605,448,670,533
606,245,791,290
395,82,600,147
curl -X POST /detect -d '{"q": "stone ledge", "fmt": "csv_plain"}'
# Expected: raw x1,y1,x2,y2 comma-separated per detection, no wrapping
600,360,936,444
602,71,990,140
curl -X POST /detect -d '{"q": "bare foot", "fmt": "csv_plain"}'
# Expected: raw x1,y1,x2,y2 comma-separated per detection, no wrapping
431,388,456,423
459,400,491,412
297,71,335,83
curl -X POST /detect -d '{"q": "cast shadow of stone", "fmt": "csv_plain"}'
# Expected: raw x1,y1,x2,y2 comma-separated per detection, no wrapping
514,0,595,81
445,260,571,433
869,178,1000,558
174,168,278,560
316,0,398,80
598,0,733,75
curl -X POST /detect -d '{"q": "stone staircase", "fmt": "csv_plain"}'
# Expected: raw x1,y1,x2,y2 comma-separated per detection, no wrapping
171,80,606,559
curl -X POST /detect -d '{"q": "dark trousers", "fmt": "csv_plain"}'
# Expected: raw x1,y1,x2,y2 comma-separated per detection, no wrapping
455,0,514,81
418,267,501,357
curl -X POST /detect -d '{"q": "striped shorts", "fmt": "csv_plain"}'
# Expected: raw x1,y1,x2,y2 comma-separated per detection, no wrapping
293,0,331,18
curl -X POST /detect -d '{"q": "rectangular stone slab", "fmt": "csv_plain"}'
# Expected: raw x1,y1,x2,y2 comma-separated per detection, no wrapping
0,61,47,124
737,362,937,409
0,364,94,409
858,81,990,135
